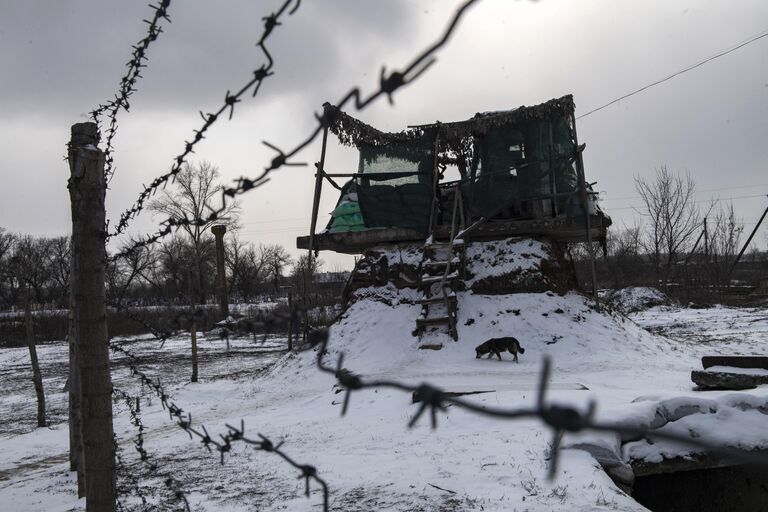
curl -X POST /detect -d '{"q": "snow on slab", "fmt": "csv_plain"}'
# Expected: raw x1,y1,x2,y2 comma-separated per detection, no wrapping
705,365,768,376
623,404,768,464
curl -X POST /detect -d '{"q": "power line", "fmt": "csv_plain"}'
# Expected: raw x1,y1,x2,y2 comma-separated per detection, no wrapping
600,183,768,202
605,193,767,212
577,27,768,119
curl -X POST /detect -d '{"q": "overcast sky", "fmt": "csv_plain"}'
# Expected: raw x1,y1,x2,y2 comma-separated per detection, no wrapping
1,0,767,270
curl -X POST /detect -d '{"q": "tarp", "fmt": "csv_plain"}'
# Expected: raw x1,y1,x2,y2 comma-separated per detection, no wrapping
354,142,434,234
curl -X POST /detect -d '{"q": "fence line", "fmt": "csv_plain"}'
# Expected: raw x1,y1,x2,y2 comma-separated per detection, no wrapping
83,0,768,510
91,0,173,184
110,0,479,260
108,0,302,241
111,342,329,511
114,387,192,511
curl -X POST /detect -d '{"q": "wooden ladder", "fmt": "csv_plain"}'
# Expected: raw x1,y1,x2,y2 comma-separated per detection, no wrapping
415,188,466,341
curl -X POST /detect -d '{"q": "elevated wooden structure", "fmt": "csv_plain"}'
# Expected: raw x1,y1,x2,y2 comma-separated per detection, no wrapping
299,95,608,303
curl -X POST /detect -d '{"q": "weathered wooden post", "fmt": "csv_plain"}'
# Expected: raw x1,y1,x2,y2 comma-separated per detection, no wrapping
187,270,199,382
23,285,46,427
287,289,294,351
67,299,84,496
211,224,229,319
67,122,115,511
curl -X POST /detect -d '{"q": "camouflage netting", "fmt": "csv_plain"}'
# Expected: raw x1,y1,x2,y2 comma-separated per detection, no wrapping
322,96,586,232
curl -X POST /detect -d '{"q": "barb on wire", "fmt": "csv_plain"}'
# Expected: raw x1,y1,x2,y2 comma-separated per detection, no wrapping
111,340,329,511
114,435,150,511
114,386,192,511
108,0,302,241
108,290,768,506
303,328,768,478
91,0,173,184
110,0,479,260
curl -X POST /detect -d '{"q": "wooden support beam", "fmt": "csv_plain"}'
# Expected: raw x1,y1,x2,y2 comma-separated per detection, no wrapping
308,125,329,255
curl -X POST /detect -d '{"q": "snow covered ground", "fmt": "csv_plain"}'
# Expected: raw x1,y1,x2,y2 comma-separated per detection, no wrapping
1,293,767,511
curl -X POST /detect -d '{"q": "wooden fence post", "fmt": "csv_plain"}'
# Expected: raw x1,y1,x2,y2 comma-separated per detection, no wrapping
67,298,84,496
187,270,199,382
67,122,115,512
287,290,293,351
23,284,46,427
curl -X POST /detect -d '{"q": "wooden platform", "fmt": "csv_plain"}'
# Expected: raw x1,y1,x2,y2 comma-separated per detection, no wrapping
297,214,609,253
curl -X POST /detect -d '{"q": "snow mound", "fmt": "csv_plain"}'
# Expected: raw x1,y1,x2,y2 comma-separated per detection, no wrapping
606,287,672,314
619,392,768,464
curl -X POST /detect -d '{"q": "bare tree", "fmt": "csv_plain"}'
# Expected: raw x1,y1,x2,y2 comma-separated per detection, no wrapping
12,235,52,303
107,239,156,304
150,161,240,301
226,236,272,301
606,223,644,287
634,167,702,282
47,236,72,303
0,228,17,305
708,202,744,284
264,244,293,293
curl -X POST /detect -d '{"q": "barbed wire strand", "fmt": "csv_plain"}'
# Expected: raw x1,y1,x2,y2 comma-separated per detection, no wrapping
110,0,479,260
108,0,301,241
307,327,768,479
110,342,329,511
91,0,173,184
114,387,192,511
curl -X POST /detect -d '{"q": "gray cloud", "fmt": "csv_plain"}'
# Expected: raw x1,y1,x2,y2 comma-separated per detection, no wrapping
2,0,768,270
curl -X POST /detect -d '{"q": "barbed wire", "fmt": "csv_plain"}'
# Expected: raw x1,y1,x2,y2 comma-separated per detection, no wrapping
108,303,768,512
114,386,192,511
115,435,151,512
91,0,173,184
306,327,768,478
107,0,301,241
110,0,479,260
110,341,329,511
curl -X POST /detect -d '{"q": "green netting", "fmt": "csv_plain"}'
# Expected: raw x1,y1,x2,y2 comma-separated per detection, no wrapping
354,142,434,234
462,116,583,219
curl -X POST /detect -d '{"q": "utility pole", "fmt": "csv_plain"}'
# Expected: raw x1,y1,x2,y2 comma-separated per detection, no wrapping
67,122,115,511
211,224,229,320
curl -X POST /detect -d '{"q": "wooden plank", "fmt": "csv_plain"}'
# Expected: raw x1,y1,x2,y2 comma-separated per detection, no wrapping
412,389,493,404
418,295,457,305
701,356,768,370
297,214,609,252
691,370,768,390
416,316,451,326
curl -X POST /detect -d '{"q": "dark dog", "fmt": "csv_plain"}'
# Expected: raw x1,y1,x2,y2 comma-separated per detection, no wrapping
475,337,525,362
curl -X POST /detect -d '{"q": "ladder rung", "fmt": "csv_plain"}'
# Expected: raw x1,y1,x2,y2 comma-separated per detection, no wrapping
424,239,465,249
418,295,457,305
416,316,452,326
420,272,459,284
424,258,460,267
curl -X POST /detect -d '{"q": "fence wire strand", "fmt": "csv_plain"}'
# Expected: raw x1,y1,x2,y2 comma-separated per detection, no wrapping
88,0,768,509
114,386,192,511
91,0,173,185
111,341,329,511
110,0,479,259
108,0,301,241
